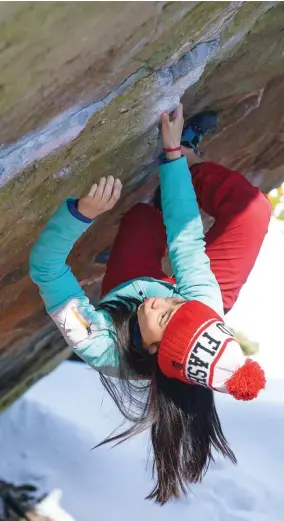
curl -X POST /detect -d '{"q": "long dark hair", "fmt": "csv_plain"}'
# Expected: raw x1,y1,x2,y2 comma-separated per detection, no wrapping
96,296,236,504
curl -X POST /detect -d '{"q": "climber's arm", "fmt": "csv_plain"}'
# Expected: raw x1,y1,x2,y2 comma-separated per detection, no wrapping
29,177,123,373
159,156,224,317
29,197,92,314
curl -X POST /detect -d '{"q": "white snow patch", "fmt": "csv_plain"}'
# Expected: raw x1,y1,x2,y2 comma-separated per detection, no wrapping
0,362,283,521
227,217,284,379
35,489,76,521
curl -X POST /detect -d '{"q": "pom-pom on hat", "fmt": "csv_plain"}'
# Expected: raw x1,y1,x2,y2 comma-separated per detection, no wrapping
157,300,265,400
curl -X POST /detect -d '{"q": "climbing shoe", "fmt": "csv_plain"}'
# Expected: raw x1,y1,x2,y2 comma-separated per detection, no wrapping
181,110,218,155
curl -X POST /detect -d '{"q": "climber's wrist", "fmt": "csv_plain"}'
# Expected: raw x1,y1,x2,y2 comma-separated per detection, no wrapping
163,145,182,161
165,150,182,161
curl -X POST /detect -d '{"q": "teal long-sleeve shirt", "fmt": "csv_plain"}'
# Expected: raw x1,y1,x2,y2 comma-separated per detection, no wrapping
30,156,223,376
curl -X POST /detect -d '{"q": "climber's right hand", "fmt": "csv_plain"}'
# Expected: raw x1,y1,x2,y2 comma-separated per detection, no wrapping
78,175,123,220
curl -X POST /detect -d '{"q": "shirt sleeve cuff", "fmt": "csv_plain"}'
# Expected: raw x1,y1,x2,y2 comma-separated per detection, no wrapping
160,154,184,165
67,199,94,223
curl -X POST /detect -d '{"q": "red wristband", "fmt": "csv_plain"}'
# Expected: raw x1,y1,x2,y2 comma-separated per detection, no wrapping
163,146,182,153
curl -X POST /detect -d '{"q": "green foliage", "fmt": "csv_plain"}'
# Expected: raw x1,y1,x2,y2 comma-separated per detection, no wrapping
268,186,284,220
232,329,259,356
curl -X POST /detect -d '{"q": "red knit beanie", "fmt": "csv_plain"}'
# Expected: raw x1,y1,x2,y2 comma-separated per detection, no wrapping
157,300,266,401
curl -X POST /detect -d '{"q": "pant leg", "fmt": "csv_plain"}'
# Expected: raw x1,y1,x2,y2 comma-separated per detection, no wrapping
101,203,167,297
190,162,272,312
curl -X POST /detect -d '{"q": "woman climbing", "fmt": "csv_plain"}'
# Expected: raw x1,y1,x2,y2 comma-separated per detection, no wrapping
30,104,271,504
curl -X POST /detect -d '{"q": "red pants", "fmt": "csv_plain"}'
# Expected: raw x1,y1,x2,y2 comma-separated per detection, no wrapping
101,163,271,313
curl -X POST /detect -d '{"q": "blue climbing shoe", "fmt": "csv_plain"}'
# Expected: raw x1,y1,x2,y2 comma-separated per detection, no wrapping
181,110,218,156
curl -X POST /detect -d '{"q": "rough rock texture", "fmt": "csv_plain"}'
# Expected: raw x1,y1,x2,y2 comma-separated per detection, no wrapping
1,1,284,410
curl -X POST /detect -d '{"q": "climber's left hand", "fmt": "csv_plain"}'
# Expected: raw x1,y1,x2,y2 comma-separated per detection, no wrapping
78,175,123,219
161,102,184,160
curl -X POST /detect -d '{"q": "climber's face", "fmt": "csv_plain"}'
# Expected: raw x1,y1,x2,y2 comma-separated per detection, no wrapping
137,297,185,354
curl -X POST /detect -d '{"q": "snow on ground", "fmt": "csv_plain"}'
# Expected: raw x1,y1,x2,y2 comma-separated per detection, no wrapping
226,217,284,378
0,218,284,521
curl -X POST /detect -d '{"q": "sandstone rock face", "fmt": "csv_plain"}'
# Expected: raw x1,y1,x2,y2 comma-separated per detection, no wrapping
0,2,284,410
